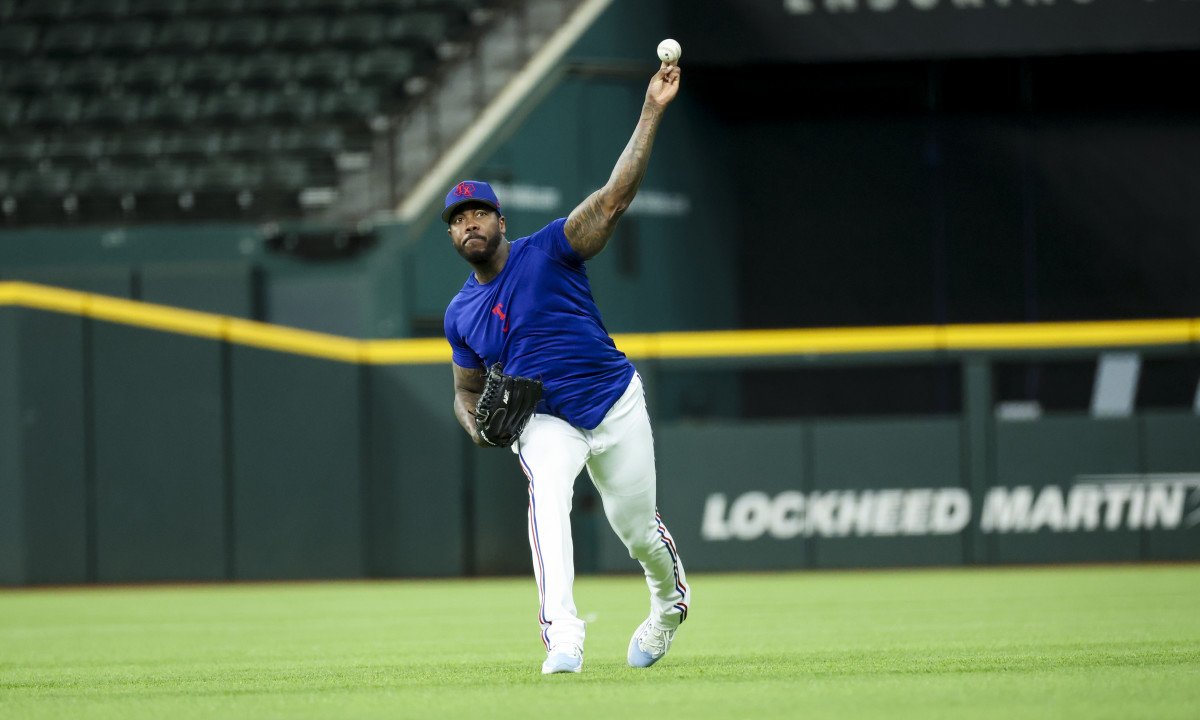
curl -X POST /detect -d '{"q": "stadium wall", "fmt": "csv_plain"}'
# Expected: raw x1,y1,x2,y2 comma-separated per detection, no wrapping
1,290,1197,585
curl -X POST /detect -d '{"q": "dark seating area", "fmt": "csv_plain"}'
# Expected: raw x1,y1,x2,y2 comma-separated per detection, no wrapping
0,0,494,225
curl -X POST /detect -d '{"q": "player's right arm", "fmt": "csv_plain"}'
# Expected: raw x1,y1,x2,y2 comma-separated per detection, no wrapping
452,363,488,446
564,62,680,261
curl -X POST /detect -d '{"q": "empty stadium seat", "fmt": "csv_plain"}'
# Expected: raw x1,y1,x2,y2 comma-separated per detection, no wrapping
327,13,385,50
65,165,135,221
139,93,201,126
81,94,141,127
292,50,353,88
0,168,60,223
188,0,248,16
318,89,380,124
2,62,58,94
1,168,32,196
95,20,158,56
305,0,366,14
135,163,194,218
264,157,310,188
127,0,188,21
382,11,448,51
273,125,344,154
151,18,213,54
200,92,260,124
22,94,84,128
177,54,238,91
42,133,109,166
353,47,417,87
211,17,269,51
194,160,260,189
0,134,44,164
220,126,278,157
187,159,265,215
24,166,73,196
68,167,115,193
258,90,318,124
159,129,224,159
271,15,326,51
72,0,133,21
57,59,121,93
40,23,100,58
141,163,192,193
0,24,40,57
237,53,292,88
107,131,165,163
242,0,314,14
119,55,179,92
14,0,73,24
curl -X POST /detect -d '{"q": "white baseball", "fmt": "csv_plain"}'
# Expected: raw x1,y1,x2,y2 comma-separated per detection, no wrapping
657,38,681,65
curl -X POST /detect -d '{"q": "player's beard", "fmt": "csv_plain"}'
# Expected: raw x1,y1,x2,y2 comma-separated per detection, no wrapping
456,230,501,265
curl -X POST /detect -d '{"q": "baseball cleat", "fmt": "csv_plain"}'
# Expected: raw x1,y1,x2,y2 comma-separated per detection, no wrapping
627,618,675,668
541,643,583,674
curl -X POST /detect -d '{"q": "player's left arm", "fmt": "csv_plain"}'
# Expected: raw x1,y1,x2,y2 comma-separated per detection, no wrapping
565,62,681,261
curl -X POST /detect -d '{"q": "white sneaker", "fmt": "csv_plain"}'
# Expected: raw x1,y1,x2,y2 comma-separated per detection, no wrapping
627,618,675,668
541,643,583,674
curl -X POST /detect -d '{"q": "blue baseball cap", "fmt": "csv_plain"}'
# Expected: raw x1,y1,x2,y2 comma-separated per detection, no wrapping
441,180,502,223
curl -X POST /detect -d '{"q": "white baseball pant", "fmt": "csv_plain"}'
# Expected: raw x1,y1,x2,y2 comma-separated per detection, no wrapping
513,372,690,652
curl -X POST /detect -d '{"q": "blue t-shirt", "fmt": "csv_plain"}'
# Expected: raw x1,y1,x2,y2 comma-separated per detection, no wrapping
443,218,635,430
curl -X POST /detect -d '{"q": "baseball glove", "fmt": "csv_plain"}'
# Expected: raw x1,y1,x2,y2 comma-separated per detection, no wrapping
474,362,543,448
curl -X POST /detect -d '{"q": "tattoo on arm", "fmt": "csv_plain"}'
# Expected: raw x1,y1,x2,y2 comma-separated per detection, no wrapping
566,103,664,260
452,365,487,445
565,189,608,259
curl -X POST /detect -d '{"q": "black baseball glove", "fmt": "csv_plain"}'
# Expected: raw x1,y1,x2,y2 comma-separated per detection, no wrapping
474,362,543,448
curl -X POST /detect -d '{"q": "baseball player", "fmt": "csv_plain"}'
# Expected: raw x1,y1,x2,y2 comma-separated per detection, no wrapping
442,60,689,675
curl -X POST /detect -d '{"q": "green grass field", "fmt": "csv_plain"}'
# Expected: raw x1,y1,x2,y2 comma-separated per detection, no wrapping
2,564,1198,719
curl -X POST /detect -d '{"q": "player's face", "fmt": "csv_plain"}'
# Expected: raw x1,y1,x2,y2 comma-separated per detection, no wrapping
448,204,504,264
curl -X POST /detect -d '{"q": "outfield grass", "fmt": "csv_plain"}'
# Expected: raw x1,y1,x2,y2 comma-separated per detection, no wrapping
1,564,1197,719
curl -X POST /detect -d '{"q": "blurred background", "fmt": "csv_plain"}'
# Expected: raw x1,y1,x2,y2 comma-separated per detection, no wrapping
1,0,1197,586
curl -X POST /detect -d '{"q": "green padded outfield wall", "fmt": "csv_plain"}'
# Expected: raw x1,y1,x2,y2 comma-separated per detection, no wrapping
991,417,1142,564
809,418,966,568
0,268,131,585
0,310,91,585
140,262,258,319
0,308,20,583
84,263,258,582
91,323,227,582
229,348,365,580
1141,412,1200,559
367,364,468,577
3,308,1199,585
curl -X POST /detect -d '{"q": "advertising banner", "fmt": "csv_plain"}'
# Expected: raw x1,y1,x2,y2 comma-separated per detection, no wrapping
677,0,1200,62
644,415,1200,572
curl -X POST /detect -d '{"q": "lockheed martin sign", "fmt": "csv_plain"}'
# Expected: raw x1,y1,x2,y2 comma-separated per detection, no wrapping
701,475,1200,541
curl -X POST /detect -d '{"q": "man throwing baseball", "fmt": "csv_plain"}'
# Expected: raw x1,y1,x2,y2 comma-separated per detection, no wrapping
442,59,689,675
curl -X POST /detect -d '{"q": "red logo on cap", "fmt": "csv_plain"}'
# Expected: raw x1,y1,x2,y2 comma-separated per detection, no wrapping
454,182,475,198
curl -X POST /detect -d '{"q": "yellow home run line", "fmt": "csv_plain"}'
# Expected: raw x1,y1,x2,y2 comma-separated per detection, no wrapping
1,281,1197,364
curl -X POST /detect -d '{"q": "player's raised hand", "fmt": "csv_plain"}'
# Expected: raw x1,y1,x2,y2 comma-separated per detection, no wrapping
646,62,681,110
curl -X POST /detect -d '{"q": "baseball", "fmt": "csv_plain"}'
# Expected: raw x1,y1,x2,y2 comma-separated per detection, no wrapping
657,38,681,65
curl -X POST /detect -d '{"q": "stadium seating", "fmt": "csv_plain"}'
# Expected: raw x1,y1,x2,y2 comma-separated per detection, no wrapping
0,0,499,225
0,24,40,56
58,59,121,93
